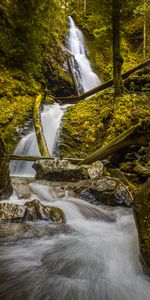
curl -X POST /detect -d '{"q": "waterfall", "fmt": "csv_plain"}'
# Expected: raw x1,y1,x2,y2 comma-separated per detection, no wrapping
10,103,68,177
67,16,101,94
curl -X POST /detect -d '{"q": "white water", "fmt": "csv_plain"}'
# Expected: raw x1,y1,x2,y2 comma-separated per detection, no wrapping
10,103,68,177
0,181,150,300
67,16,101,94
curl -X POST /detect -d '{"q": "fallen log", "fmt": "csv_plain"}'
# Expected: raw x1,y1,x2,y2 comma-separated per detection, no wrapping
9,155,83,164
34,94,50,157
77,119,150,165
0,138,13,200
54,58,150,103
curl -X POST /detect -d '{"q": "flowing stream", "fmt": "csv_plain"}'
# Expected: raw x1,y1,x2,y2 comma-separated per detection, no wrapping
2,17,150,300
0,182,150,300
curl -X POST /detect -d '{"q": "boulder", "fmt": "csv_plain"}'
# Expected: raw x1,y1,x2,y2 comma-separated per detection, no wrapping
80,177,132,207
133,180,150,276
0,200,66,223
25,199,66,223
33,159,105,182
33,159,89,181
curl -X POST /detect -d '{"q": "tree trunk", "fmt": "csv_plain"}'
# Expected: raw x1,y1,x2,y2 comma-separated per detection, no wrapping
34,94,51,157
112,0,123,96
77,119,150,165
0,138,13,200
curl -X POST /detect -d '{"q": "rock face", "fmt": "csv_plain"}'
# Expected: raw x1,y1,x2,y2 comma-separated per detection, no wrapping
0,138,13,200
0,200,66,223
133,180,150,276
80,177,132,207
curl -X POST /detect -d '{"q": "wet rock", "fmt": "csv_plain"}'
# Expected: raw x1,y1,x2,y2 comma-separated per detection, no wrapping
33,159,89,181
87,161,104,179
80,177,132,207
133,180,150,276
0,203,26,221
25,200,66,223
0,200,66,223
0,138,13,200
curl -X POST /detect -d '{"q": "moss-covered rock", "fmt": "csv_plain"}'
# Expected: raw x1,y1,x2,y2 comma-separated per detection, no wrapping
124,67,150,92
133,180,150,276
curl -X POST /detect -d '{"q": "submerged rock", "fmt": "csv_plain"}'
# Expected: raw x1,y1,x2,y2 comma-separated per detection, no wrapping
133,180,150,276
0,222,71,241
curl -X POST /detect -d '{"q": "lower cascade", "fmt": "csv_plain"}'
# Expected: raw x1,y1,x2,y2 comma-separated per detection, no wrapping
0,180,150,300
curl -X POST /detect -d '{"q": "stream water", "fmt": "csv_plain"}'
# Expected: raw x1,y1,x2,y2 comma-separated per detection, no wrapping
0,183,150,300
1,17,150,300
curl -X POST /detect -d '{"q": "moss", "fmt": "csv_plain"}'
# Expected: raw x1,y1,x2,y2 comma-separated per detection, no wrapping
0,68,41,152
61,89,150,159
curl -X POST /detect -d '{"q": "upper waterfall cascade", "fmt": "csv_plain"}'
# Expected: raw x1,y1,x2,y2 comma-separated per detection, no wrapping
67,16,101,94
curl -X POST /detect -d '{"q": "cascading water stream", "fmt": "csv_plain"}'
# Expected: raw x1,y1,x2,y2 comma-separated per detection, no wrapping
67,16,101,94
0,181,150,300
10,103,68,177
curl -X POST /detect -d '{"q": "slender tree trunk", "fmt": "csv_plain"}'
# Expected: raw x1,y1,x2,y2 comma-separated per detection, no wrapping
112,0,123,96
84,0,86,12
143,1,146,59
0,138,13,200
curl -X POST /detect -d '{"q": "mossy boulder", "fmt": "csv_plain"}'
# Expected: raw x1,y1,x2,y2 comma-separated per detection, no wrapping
133,180,150,276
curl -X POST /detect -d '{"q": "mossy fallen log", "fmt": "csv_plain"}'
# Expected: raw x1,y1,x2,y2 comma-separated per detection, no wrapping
54,58,150,103
34,94,50,157
133,180,150,276
0,138,13,200
77,119,150,165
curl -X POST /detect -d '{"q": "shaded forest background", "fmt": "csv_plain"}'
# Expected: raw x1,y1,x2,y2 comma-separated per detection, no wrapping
0,0,150,152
